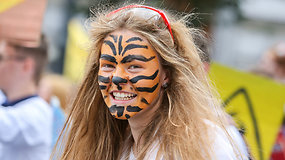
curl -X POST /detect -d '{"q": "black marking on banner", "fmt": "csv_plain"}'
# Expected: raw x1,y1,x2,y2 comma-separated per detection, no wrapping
141,98,149,105
126,37,143,43
136,83,158,93
121,55,155,63
126,105,142,112
100,54,118,64
98,75,110,83
121,44,148,56
103,40,117,56
222,87,263,160
130,70,159,83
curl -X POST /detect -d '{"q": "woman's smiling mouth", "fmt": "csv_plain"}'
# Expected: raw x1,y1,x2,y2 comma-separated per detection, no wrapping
111,91,137,101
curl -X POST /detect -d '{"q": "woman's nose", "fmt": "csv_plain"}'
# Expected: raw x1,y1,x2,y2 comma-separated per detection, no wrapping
111,67,128,90
112,76,127,85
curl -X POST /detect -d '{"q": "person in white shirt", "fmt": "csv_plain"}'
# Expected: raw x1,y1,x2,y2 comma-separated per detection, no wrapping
54,4,249,160
0,38,52,160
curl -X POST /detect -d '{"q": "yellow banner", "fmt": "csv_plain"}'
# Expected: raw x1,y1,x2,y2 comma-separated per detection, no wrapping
0,0,24,13
209,63,285,160
64,19,89,82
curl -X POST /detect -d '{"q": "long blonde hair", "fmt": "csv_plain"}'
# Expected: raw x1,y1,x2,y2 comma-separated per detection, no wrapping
55,4,230,160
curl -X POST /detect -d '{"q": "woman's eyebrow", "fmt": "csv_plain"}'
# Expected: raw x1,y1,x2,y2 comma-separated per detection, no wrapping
125,37,143,43
100,54,118,64
121,55,155,63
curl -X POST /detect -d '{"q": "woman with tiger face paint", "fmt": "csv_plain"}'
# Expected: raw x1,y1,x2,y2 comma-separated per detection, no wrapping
55,4,248,160
98,29,167,120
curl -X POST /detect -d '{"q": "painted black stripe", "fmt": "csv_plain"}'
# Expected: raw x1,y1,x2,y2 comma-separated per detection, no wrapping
141,98,149,105
100,54,118,64
121,55,155,63
98,75,110,83
118,35,123,55
110,35,118,43
121,44,148,56
125,114,130,119
109,105,124,117
130,70,159,83
126,105,142,112
136,83,158,93
126,37,143,43
112,76,127,85
99,85,107,90
112,76,128,91
103,40,117,56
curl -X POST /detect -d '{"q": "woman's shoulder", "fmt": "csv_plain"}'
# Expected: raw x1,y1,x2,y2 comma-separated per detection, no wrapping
204,119,249,160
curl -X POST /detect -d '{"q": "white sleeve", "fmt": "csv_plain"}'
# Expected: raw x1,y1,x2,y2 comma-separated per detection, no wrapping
0,99,52,146
0,106,25,143
212,124,249,160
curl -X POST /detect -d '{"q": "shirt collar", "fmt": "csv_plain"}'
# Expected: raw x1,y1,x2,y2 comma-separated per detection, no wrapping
1,95,38,107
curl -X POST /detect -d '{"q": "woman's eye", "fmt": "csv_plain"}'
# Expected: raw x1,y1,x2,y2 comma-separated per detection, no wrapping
103,64,115,68
128,65,143,73
129,65,142,70
101,64,115,71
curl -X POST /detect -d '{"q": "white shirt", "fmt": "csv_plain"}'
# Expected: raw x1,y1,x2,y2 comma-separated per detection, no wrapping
0,96,53,160
128,122,249,160
211,124,249,160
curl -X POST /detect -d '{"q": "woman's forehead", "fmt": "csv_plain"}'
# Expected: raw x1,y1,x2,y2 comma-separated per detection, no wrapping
105,29,147,42
101,29,158,59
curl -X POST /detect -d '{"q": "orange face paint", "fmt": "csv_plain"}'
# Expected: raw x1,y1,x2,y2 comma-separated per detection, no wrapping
98,29,163,119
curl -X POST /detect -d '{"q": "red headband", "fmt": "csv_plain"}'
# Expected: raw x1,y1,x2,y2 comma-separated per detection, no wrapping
108,5,174,42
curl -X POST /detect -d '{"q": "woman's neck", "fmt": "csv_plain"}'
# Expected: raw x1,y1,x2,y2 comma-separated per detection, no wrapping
128,94,163,147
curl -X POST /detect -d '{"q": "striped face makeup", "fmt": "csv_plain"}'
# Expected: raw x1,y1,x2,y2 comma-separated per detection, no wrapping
98,29,164,120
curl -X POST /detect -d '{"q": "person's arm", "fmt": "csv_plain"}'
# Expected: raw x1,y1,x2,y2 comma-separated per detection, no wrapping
0,101,52,146
0,106,24,143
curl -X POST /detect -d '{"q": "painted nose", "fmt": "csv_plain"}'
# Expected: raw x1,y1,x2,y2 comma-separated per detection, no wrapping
111,66,128,90
112,76,127,85
112,76,128,90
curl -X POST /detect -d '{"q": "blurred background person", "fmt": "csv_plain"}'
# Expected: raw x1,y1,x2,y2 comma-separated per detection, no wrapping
252,42,285,160
253,42,285,84
0,37,52,160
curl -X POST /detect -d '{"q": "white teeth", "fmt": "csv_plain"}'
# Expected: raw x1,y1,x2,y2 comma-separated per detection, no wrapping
112,92,136,100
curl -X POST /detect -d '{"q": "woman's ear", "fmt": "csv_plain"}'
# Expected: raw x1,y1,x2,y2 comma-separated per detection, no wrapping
23,57,35,75
161,69,170,88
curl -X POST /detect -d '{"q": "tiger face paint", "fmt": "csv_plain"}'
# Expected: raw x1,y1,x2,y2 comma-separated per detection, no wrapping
98,29,166,120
